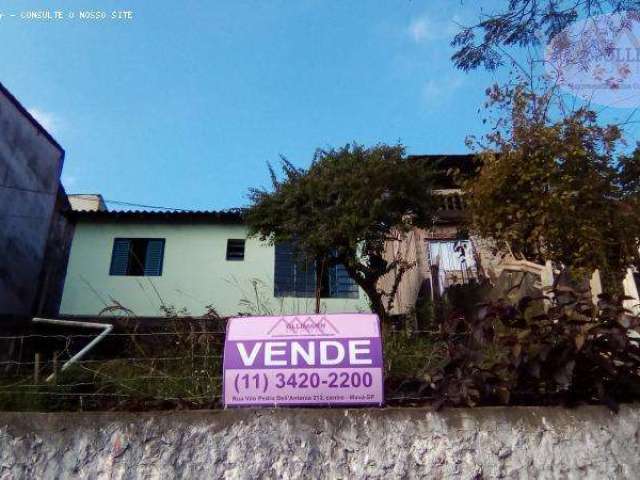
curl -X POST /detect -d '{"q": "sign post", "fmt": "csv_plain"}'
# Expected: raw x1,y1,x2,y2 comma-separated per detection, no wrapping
223,313,384,407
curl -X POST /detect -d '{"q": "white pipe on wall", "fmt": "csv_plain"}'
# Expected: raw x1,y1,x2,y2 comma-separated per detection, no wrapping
32,317,113,382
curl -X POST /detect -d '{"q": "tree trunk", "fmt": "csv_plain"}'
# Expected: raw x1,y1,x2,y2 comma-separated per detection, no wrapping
360,281,387,324
340,258,387,324
314,257,325,314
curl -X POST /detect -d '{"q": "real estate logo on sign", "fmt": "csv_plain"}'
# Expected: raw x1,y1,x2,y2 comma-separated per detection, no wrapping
223,313,384,406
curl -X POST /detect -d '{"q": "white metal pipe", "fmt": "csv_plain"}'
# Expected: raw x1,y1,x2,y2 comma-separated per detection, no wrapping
32,317,113,382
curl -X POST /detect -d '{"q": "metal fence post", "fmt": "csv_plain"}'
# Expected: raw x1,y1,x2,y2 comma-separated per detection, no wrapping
34,353,41,384
52,351,59,383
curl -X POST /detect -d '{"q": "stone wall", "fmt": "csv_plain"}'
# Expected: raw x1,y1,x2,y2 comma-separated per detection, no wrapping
1,405,639,479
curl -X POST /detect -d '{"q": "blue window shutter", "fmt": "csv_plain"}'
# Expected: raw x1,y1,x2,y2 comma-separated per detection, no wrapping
275,242,295,296
110,239,130,275
144,240,165,276
275,242,317,297
294,256,316,298
329,263,338,297
330,262,359,299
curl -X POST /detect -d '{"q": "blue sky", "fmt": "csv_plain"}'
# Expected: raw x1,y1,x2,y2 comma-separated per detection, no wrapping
0,1,636,210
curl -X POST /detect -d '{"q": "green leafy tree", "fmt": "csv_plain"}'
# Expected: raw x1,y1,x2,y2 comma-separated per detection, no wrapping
246,143,438,322
465,83,640,291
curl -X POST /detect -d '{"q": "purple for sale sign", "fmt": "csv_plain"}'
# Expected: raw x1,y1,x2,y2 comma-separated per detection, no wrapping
223,313,384,406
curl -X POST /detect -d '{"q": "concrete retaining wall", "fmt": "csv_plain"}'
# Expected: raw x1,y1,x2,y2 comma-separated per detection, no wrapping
1,406,639,479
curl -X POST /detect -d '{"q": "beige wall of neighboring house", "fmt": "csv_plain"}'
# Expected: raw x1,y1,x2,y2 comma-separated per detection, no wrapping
381,186,638,319
68,194,107,212
623,268,640,315
379,228,424,316
380,189,478,315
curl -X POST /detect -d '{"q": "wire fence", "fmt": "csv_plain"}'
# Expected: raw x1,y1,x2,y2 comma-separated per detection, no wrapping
0,323,444,411
0,319,226,411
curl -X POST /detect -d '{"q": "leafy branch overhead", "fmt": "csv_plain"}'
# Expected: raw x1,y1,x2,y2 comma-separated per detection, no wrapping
246,143,439,321
452,0,640,71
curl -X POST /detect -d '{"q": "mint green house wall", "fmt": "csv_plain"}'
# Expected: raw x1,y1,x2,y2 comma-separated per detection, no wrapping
60,220,369,317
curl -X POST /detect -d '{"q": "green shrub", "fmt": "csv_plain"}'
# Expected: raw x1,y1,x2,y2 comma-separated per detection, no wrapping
383,328,447,402
430,286,640,409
